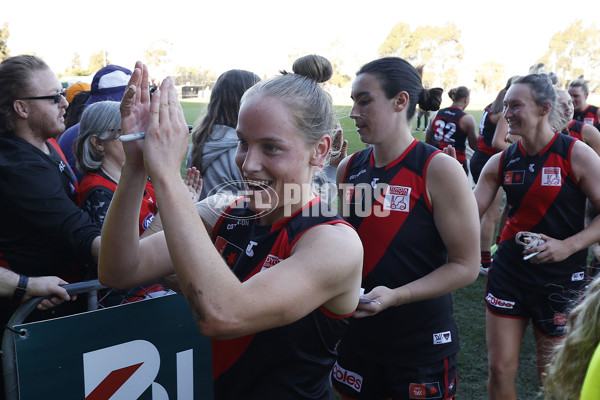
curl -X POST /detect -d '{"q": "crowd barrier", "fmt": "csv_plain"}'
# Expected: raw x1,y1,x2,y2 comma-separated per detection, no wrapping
2,280,213,399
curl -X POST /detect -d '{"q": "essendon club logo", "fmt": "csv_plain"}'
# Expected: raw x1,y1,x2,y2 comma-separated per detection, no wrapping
504,170,524,185
409,382,443,399
541,167,561,186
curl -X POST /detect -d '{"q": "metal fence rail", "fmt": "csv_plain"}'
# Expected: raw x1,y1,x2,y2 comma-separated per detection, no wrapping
2,280,106,400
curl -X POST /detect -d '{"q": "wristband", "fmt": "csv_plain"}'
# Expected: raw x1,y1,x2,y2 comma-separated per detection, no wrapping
12,274,28,301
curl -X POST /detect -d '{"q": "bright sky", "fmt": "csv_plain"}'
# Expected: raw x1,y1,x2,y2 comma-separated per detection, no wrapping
3,0,598,85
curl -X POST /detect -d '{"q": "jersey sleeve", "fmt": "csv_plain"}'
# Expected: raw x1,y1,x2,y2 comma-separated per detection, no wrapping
79,187,115,229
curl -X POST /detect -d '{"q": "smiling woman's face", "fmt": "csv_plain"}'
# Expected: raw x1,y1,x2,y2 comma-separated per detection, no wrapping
235,94,314,223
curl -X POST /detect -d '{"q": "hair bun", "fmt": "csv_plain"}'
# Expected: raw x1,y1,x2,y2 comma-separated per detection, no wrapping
419,87,443,111
291,54,333,83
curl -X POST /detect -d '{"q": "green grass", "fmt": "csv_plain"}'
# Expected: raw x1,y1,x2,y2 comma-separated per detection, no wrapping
181,100,542,399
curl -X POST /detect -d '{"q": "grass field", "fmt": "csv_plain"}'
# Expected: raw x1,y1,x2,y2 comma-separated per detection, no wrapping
181,100,543,399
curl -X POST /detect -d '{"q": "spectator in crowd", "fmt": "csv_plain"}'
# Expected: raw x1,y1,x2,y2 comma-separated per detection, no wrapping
65,81,90,104
0,54,101,396
58,64,132,182
64,90,91,130
187,69,260,200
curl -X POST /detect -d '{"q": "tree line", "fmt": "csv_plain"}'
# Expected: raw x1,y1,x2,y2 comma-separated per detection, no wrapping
1,20,598,93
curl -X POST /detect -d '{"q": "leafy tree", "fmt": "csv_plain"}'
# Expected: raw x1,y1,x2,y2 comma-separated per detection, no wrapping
378,22,464,91
540,20,600,88
144,40,172,69
64,52,87,76
0,22,10,62
475,62,507,92
88,50,110,74
172,65,217,87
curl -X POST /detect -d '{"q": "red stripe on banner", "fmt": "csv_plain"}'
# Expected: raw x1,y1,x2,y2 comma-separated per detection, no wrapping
85,363,143,400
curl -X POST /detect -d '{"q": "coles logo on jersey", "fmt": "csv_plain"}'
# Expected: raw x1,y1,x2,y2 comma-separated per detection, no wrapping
331,361,363,392
260,254,281,272
584,117,595,126
485,292,515,309
214,236,243,267
331,361,363,393
432,331,452,345
409,382,443,399
541,167,561,186
503,170,524,185
383,185,410,212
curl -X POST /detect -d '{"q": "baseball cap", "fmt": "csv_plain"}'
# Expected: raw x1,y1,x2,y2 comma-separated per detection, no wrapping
85,65,132,106
65,82,91,103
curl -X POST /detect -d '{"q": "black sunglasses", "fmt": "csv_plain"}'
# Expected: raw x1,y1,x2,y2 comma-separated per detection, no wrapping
21,90,67,104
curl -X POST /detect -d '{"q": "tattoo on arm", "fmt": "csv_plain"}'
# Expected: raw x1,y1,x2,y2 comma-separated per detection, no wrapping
185,282,205,322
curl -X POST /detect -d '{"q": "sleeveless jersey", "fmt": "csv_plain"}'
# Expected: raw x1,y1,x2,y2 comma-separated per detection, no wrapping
76,172,157,236
477,103,499,156
431,106,469,164
210,197,353,399
574,105,599,127
562,120,584,141
494,133,587,284
338,140,459,366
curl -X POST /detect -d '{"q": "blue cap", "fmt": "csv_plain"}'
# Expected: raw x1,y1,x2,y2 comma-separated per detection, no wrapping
85,65,132,106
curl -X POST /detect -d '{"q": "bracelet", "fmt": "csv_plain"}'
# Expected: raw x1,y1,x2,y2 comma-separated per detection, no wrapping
12,274,28,301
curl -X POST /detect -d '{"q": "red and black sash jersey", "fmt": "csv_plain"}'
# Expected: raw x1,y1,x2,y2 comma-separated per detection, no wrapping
76,171,157,235
210,197,353,399
477,103,499,156
562,120,584,141
432,106,469,163
338,140,459,366
494,133,587,283
574,104,599,127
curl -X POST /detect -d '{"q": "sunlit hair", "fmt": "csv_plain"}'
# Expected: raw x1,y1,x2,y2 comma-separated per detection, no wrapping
555,89,574,131
544,276,600,400
0,55,49,134
569,78,590,96
73,101,121,173
448,86,470,102
490,76,517,114
190,69,261,172
356,57,443,121
512,74,560,129
241,54,336,147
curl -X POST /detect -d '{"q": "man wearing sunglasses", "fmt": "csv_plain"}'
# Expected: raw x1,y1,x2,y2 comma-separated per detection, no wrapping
0,56,102,347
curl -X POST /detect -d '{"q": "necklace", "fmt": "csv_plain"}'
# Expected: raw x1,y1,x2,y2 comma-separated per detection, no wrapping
101,167,120,184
